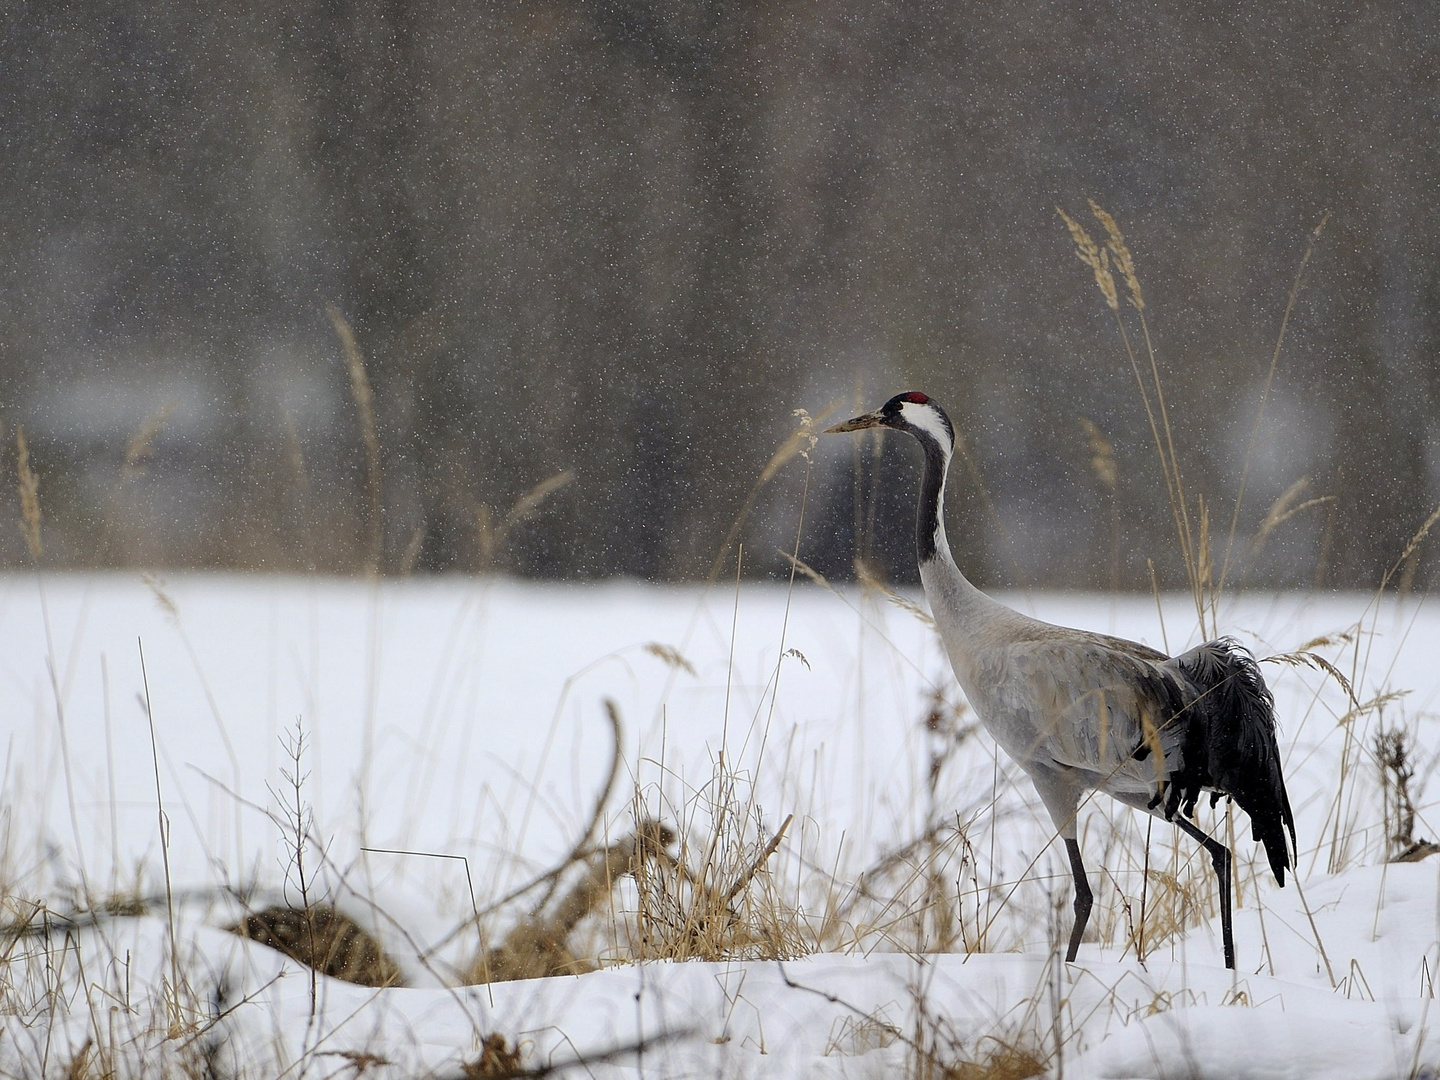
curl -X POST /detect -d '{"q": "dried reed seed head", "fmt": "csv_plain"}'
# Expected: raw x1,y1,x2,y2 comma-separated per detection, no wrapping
780,549,830,589
1088,199,1145,311
142,572,180,621
791,408,818,460
1078,416,1118,490
644,642,698,676
1298,630,1354,652
761,404,843,484
1056,206,1118,310
15,426,41,558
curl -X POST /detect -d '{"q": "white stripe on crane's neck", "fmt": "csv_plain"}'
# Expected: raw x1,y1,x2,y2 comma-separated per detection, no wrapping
896,400,954,565
897,400,954,458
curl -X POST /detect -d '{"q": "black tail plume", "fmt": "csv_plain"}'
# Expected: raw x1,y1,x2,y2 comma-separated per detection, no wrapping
1176,638,1296,886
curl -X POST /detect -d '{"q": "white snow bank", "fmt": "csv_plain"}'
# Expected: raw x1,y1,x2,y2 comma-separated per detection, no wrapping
2,574,1438,1078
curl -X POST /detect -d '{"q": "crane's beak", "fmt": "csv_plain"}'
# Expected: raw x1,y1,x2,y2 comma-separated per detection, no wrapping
823,411,883,434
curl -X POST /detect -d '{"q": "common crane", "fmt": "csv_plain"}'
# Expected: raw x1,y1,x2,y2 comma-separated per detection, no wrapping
826,391,1295,969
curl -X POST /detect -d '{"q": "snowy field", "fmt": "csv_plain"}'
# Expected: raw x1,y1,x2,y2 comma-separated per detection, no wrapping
2,572,1439,1078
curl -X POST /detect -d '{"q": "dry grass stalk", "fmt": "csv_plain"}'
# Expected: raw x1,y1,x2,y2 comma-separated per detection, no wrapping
504,469,575,531
142,571,180,621
705,403,839,582
908,995,1048,1080
856,558,936,628
122,401,178,479
1396,548,1422,596
778,549,831,590
1059,202,1204,630
1262,650,1360,711
920,687,974,952
822,820,968,948
1298,630,1356,652
760,414,820,486
475,470,574,570
399,526,426,576
1387,502,1440,584
280,405,309,495
1246,477,1335,564
824,1015,901,1057
476,503,496,568
62,1039,95,1080
937,1044,1048,1080
327,303,384,576
15,426,42,558
1195,495,1213,609
1080,415,1122,590
1128,862,1213,962
1216,210,1332,601
1061,203,1336,634
461,698,635,982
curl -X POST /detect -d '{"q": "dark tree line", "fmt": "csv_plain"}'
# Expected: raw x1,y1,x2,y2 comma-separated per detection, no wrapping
0,1,1436,590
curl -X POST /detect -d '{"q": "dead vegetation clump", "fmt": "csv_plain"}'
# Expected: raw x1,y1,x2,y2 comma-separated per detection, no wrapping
930,1044,1048,1080
228,904,404,988
458,691,807,980
629,765,804,964
1375,723,1440,863
459,1033,525,1079
905,990,1049,1080
468,820,678,983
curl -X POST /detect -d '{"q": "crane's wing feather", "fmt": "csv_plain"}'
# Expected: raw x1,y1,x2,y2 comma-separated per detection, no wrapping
995,635,1189,790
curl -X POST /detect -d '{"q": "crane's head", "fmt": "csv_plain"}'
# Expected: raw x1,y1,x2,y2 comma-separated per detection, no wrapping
824,392,955,458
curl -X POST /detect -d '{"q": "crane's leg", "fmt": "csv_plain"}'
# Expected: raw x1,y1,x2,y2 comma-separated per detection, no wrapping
1064,838,1093,963
1026,766,1091,962
1173,816,1234,970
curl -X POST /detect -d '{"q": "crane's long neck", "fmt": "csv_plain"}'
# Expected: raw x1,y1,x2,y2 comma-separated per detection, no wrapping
916,437,1001,650
916,436,951,565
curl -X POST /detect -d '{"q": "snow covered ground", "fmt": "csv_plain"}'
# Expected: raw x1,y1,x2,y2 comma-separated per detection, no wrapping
2,572,1438,1078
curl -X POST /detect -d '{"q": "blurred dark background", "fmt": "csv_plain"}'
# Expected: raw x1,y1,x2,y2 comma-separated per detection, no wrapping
1,1,1437,589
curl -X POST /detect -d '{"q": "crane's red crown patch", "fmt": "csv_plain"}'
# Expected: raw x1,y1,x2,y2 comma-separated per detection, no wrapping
898,392,930,404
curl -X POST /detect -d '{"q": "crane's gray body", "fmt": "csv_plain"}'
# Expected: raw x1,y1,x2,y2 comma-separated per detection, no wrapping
923,553,1192,839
